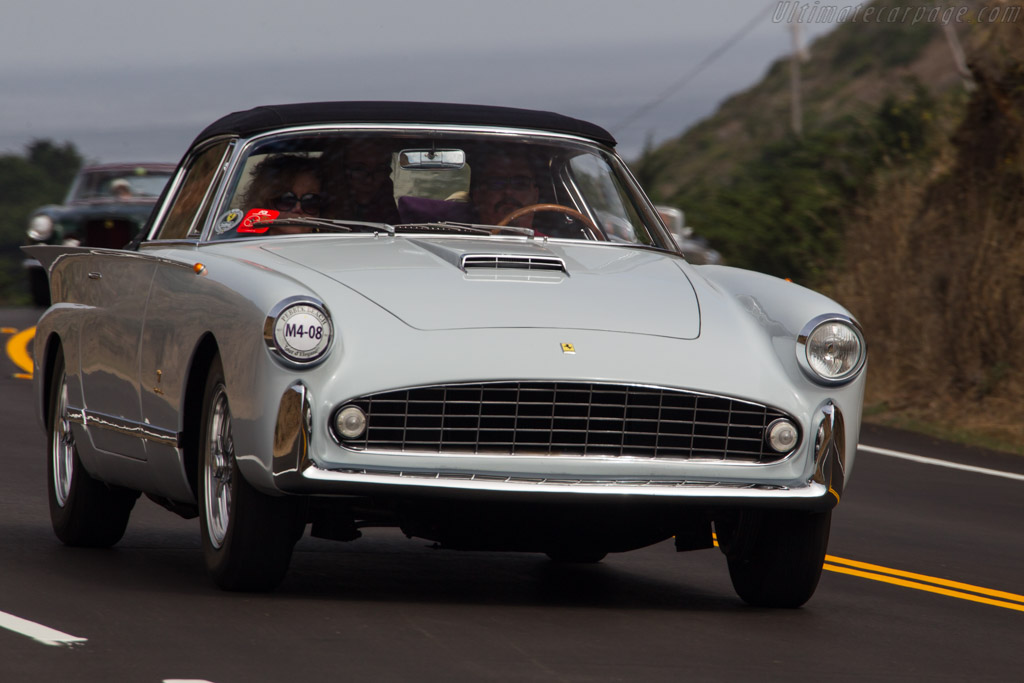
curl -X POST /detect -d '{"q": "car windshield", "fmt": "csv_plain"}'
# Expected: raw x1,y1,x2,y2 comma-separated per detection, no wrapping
70,168,173,201
208,130,670,248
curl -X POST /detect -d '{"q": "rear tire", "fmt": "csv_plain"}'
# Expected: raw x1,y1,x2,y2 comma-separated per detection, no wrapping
718,508,831,608
198,356,304,591
47,353,137,547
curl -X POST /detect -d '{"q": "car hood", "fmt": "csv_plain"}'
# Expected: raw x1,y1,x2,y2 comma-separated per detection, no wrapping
263,237,700,338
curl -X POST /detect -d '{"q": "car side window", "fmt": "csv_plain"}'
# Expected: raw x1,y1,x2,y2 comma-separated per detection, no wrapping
154,141,230,240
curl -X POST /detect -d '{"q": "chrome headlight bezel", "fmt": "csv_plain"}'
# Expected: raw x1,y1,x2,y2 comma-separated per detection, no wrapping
796,314,866,385
264,296,334,367
27,214,55,242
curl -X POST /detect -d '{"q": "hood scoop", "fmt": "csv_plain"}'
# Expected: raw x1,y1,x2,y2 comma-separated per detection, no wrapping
461,253,567,274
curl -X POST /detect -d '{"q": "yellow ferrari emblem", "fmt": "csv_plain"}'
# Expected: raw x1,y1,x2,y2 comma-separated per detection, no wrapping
561,343,576,354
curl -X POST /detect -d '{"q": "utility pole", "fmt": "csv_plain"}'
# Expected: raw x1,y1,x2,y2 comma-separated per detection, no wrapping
789,22,805,137
941,23,975,91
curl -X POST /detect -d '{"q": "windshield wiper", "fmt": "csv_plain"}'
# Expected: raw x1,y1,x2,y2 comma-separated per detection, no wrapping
393,222,536,238
259,217,396,235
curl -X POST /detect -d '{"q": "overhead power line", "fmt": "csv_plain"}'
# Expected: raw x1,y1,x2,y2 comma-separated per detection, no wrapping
612,1,777,134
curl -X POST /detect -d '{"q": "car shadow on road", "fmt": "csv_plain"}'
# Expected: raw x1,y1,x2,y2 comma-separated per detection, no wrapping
12,522,747,612
279,531,743,612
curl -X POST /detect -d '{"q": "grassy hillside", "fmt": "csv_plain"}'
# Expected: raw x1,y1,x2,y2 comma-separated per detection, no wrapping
836,14,1024,449
635,1,1024,450
636,5,970,200
633,3,976,283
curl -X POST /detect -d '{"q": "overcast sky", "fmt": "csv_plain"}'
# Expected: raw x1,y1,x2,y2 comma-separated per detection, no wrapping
0,0,837,162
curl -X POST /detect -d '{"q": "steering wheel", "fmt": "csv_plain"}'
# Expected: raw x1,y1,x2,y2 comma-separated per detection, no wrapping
497,203,605,241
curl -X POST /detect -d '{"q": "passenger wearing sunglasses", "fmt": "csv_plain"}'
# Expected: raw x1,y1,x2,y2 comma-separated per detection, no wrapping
470,153,540,229
241,154,324,234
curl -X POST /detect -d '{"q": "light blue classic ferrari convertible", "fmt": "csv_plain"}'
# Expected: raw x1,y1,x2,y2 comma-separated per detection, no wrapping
28,102,866,605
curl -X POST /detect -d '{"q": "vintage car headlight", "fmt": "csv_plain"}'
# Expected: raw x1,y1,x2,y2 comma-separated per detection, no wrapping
28,215,54,241
797,315,866,384
264,298,334,366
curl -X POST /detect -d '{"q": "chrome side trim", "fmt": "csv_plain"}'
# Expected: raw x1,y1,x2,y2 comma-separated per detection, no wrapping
66,405,86,426
67,405,180,447
811,402,845,504
272,383,313,476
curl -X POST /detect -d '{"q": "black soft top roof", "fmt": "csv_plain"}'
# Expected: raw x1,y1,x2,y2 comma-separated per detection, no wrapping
194,101,616,147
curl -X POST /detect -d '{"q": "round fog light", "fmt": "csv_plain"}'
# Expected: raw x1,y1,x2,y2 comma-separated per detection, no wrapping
767,419,799,453
335,405,367,439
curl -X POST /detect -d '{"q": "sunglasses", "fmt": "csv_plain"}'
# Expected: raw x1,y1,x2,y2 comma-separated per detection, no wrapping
271,192,322,215
481,175,535,192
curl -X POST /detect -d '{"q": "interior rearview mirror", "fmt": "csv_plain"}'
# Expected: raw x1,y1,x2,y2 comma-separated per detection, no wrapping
399,149,466,170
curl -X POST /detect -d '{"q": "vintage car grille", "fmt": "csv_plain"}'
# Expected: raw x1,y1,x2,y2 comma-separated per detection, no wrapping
339,382,796,462
84,219,135,249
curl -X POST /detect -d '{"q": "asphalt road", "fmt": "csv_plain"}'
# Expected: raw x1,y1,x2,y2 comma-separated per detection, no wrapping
2,306,1022,682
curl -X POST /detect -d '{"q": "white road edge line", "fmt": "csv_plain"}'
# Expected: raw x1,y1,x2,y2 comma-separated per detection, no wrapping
0,610,87,647
859,445,1024,482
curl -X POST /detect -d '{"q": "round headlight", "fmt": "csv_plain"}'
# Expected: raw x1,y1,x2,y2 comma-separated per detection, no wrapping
797,315,866,384
28,215,55,241
265,299,333,365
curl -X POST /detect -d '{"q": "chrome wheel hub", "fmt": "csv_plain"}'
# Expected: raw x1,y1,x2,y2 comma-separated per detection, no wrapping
203,387,233,549
52,375,74,507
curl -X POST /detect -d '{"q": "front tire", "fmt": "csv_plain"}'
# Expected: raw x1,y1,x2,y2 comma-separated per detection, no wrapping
198,356,304,591
717,508,831,608
48,353,137,547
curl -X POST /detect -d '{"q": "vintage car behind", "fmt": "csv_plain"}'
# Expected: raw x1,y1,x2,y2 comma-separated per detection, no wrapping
28,102,866,606
23,162,174,305
656,205,723,265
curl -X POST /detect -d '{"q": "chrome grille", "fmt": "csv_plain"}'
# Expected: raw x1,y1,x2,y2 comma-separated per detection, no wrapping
340,382,795,462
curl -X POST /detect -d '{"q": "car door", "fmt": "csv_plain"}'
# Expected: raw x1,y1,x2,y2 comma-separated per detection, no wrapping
75,250,158,458
135,139,233,499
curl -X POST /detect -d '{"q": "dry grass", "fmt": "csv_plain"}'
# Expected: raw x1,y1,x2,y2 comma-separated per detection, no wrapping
836,11,1024,451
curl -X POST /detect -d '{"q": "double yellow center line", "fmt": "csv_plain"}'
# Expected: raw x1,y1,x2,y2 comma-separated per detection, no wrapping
824,555,1024,612
710,534,1023,612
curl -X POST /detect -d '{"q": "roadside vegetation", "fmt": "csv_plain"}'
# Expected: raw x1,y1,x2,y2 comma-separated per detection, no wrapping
0,140,82,305
837,15,1024,451
634,2,1024,451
